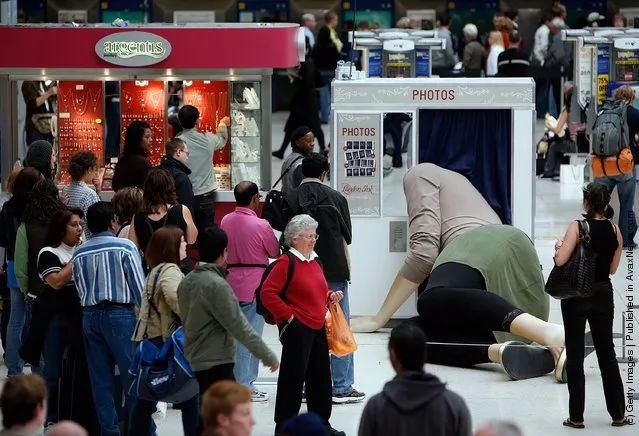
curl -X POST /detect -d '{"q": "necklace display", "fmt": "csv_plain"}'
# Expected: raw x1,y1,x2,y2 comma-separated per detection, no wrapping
72,91,88,116
89,88,101,113
60,90,70,112
138,91,148,112
150,91,163,111
56,82,104,186
123,90,133,111
120,81,166,166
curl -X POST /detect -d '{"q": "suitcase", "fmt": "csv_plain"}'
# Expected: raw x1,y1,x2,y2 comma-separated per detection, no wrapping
536,154,546,176
58,344,101,435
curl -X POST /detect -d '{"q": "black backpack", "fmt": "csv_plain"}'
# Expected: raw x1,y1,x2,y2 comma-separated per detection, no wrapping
262,157,302,231
255,251,296,325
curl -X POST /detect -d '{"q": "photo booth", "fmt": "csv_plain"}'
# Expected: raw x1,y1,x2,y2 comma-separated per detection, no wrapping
330,77,536,317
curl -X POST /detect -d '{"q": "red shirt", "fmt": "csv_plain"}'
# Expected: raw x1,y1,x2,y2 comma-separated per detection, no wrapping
261,249,330,330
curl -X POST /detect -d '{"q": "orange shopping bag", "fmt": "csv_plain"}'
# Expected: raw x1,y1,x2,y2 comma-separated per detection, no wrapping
325,300,358,357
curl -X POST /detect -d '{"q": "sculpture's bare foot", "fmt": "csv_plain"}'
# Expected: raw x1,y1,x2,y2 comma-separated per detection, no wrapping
351,316,384,333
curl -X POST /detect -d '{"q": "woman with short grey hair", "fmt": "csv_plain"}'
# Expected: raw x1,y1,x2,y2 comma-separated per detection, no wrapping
261,214,346,435
283,214,318,248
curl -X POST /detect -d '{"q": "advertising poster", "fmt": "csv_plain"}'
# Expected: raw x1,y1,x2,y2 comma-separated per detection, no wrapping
597,46,610,106
613,49,639,82
368,49,383,78
577,47,593,108
335,113,382,217
415,49,430,78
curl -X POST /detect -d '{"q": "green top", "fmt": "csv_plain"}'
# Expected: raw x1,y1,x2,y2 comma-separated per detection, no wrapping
177,262,278,371
432,225,549,343
14,223,28,296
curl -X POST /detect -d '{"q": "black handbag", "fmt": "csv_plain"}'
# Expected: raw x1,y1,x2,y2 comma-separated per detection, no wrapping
545,220,597,300
262,156,302,231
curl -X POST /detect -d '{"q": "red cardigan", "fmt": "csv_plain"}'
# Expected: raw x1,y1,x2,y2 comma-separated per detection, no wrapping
261,253,330,330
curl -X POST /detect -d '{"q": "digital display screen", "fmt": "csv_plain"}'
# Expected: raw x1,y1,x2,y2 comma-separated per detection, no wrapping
343,10,393,29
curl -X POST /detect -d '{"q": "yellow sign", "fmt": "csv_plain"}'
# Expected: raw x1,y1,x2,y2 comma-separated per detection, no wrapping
597,74,609,105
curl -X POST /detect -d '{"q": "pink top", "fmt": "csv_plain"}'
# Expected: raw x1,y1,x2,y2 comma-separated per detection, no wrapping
220,207,280,302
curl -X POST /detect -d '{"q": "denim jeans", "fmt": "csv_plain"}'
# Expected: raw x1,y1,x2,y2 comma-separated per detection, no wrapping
82,304,137,436
234,301,265,391
6,290,39,376
319,71,334,123
326,281,354,394
596,170,637,248
535,77,549,118
42,314,65,423
548,85,558,118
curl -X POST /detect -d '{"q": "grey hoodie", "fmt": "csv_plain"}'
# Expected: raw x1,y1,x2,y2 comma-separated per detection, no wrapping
358,371,472,436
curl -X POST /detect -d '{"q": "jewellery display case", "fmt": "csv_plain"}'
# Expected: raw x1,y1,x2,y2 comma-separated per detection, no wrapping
230,81,262,188
57,81,105,185
0,23,304,224
120,80,167,166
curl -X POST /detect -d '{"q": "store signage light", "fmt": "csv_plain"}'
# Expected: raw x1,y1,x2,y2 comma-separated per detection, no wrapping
95,31,172,67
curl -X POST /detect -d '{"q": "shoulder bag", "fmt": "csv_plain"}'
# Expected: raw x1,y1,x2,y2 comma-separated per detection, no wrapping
128,265,198,404
545,220,597,300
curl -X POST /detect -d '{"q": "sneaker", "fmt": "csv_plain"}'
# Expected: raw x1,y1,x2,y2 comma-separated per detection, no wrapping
252,389,269,402
332,388,365,404
329,427,347,436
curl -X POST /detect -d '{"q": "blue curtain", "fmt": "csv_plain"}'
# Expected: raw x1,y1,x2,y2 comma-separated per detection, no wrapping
418,109,512,224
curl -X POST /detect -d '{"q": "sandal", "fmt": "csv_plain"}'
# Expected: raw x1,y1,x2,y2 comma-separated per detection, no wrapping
612,417,630,427
563,419,585,429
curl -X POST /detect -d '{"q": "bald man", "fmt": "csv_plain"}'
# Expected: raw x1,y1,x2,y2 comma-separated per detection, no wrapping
219,181,280,401
47,421,88,436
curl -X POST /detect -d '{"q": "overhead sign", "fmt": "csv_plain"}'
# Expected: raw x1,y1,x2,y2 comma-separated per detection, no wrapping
95,31,172,67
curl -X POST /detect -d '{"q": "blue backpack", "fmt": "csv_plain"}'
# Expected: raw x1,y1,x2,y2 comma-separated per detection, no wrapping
255,251,296,325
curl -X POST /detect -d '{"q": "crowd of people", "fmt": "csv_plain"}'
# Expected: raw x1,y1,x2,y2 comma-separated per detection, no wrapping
0,95,362,435
1,3,637,435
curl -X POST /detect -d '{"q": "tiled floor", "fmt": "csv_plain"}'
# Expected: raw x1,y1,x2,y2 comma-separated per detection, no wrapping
2,115,638,435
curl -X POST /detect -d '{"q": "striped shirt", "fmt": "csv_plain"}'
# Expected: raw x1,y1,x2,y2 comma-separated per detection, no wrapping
63,181,100,240
72,232,145,307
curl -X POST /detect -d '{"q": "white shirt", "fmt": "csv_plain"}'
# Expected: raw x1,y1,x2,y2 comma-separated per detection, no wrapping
289,247,318,262
304,27,315,48
486,45,504,76
532,24,550,65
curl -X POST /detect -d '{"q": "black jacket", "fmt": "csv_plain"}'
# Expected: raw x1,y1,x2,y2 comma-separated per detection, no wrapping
358,371,472,436
497,48,531,78
0,200,21,260
112,154,152,192
156,156,194,212
287,180,351,282
313,26,341,71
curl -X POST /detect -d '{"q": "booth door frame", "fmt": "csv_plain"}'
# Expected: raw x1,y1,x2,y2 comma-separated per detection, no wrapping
331,104,535,318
